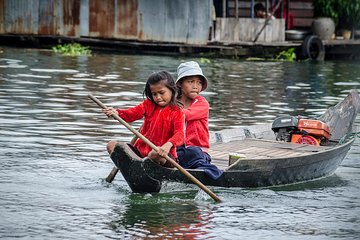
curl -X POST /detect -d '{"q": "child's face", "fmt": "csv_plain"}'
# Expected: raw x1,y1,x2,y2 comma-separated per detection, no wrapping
150,81,172,108
179,76,203,100
256,10,266,18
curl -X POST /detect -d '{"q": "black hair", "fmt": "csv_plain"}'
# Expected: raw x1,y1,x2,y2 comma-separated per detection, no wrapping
254,3,266,12
143,71,182,110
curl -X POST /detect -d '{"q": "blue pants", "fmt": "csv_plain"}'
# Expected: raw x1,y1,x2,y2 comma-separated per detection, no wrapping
176,146,223,180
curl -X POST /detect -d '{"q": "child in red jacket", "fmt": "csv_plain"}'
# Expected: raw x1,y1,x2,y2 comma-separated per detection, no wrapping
176,61,223,179
103,71,185,166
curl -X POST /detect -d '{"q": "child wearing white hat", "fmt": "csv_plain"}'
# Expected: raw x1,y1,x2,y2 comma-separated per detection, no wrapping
176,61,209,150
176,61,223,180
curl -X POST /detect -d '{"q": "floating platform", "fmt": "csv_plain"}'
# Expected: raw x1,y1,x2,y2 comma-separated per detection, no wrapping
1,34,359,60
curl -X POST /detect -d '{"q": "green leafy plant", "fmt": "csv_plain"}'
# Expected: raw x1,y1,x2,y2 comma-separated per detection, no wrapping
199,57,211,63
337,0,360,29
313,0,339,24
52,43,92,56
275,48,296,62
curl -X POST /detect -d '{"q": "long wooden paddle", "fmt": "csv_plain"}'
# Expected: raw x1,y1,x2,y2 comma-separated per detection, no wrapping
106,167,119,183
88,94,221,202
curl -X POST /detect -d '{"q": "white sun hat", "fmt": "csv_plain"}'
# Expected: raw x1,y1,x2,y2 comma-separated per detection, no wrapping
176,61,208,91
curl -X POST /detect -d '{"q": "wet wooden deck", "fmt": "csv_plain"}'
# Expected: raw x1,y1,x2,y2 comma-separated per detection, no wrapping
209,138,332,169
0,34,359,60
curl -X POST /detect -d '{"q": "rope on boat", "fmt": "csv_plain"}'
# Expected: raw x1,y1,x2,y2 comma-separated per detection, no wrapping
338,131,360,145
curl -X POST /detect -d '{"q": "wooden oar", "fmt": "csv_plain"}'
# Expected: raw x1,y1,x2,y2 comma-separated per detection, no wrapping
88,94,221,202
105,167,119,183
105,134,138,183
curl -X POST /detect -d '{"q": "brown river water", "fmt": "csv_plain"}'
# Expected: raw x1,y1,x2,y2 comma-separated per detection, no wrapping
0,46,359,239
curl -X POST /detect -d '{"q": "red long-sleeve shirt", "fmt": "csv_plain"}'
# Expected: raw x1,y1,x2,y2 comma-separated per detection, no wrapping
183,96,210,151
116,99,185,158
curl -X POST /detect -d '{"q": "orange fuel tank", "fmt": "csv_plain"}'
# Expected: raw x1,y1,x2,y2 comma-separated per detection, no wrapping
297,119,331,139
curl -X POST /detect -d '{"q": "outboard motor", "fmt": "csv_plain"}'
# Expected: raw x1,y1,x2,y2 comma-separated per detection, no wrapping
271,115,298,142
272,115,331,146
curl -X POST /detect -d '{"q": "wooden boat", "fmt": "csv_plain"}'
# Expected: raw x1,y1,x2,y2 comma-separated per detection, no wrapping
110,90,360,193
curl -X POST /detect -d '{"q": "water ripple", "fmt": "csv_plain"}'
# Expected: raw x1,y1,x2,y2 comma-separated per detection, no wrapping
0,47,359,239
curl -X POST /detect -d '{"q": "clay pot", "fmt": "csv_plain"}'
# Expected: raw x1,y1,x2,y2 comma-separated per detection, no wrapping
342,30,352,40
311,17,335,40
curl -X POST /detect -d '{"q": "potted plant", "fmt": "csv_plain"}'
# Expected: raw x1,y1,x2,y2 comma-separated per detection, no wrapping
337,0,360,39
312,0,338,40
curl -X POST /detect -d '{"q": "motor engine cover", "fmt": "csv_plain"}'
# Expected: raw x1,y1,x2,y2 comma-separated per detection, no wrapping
271,115,298,142
271,115,298,130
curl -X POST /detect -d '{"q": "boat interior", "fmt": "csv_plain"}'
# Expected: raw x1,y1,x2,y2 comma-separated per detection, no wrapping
208,138,335,169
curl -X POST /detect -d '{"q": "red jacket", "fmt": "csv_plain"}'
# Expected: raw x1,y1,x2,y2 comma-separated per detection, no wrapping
116,100,185,158
183,96,210,151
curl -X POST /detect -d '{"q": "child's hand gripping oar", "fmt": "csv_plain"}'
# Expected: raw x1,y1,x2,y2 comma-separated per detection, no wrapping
88,94,221,202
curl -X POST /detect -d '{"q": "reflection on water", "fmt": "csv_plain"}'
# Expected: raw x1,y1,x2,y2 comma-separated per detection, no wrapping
206,60,360,129
0,47,359,239
110,194,211,239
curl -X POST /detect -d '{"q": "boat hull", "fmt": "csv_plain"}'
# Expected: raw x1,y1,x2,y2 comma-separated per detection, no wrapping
111,143,162,193
110,138,354,192
142,139,354,188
